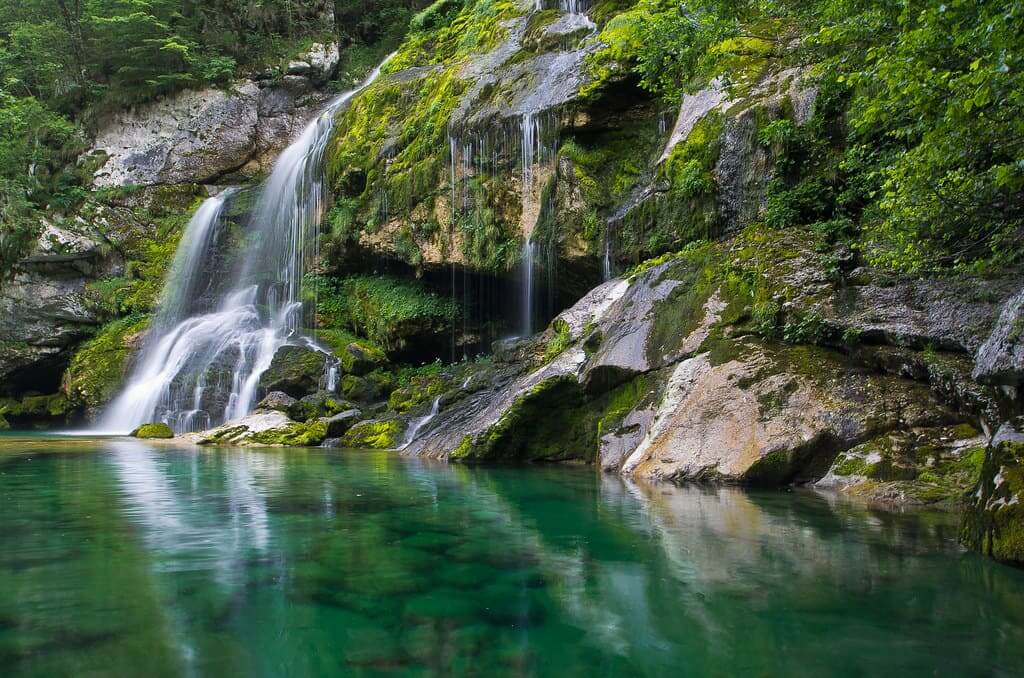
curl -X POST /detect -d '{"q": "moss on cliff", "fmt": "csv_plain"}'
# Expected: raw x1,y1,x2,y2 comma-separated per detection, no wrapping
342,419,405,449
63,315,150,414
962,440,1024,566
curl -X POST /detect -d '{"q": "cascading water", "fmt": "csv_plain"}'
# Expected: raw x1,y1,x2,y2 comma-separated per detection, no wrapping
99,57,393,434
519,111,543,336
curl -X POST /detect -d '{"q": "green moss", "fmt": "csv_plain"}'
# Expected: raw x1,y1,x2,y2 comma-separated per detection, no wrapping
63,315,150,412
248,420,329,447
309,274,460,353
20,393,68,418
962,441,1024,565
388,372,447,412
131,423,174,439
456,376,598,463
834,454,870,477
0,411,10,431
542,319,572,364
597,374,653,437
341,419,404,449
259,346,327,397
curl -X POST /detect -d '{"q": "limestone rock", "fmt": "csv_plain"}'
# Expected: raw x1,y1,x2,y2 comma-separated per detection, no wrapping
619,341,952,484
973,286,1024,385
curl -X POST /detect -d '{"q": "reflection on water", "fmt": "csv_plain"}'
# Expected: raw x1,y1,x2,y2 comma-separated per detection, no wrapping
0,437,1023,676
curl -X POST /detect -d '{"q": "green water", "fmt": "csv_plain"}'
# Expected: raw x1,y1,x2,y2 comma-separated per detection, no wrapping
1,436,1023,677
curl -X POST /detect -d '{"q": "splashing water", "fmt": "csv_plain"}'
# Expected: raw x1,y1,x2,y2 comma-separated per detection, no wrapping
98,57,393,434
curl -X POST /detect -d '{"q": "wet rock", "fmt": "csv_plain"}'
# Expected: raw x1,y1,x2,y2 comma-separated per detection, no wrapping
973,286,1024,385
816,423,988,505
341,419,404,449
198,409,327,446
290,391,353,421
257,391,298,413
961,422,1024,566
259,346,327,398
321,409,364,438
131,422,174,439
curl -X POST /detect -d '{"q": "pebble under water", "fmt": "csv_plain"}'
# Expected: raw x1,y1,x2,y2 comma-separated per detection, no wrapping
1,435,1023,676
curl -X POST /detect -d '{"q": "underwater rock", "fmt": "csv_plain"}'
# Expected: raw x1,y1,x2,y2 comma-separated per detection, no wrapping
131,422,174,439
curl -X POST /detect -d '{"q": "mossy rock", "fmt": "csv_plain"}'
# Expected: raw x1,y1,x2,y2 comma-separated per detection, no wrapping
131,423,174,439
20,393,70,419
248,420,328,447
289,391,353,421
341,342,387,377
259,346,327,398
0,412,10,431
962,440,1024,566
63,315,150,415
341,419,404,449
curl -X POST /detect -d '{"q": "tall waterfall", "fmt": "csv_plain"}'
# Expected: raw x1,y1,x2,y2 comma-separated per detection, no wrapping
98,58,392,434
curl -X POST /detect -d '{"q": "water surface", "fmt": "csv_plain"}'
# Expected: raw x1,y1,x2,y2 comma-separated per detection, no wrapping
1,435,1022,676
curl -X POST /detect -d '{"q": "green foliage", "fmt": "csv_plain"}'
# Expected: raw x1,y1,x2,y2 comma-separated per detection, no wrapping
542,319,571,363
308,274,460,352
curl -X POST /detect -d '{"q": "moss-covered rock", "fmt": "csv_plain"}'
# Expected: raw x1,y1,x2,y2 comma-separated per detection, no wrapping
200,410,328,447
962,432,1024,566
341,341,387,376
0,411,10,431
341,419,404,449
131,423,174,439
258,345,327,398
63,315,150,418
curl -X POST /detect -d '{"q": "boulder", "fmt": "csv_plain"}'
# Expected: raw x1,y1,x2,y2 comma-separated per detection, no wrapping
973,286,1024,385
199,409,327,447
321,409,363,438
341,419,405,450
131,423,174,439
341,342,386,376
259,346,327,398
257,391,298,413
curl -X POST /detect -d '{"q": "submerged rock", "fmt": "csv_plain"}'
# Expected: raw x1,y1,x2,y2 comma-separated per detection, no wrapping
131,423,174,439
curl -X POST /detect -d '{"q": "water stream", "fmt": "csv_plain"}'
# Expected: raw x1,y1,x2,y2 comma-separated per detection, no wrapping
99,58,392,434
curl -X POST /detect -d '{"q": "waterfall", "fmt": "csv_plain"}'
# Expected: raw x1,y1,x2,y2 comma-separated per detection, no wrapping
98,57,393,434
400,396,441,450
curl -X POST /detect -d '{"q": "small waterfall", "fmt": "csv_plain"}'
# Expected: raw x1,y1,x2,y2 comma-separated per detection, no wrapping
521,239,537,336
99,57,393,434
602,230,613,281
400,397,441,449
